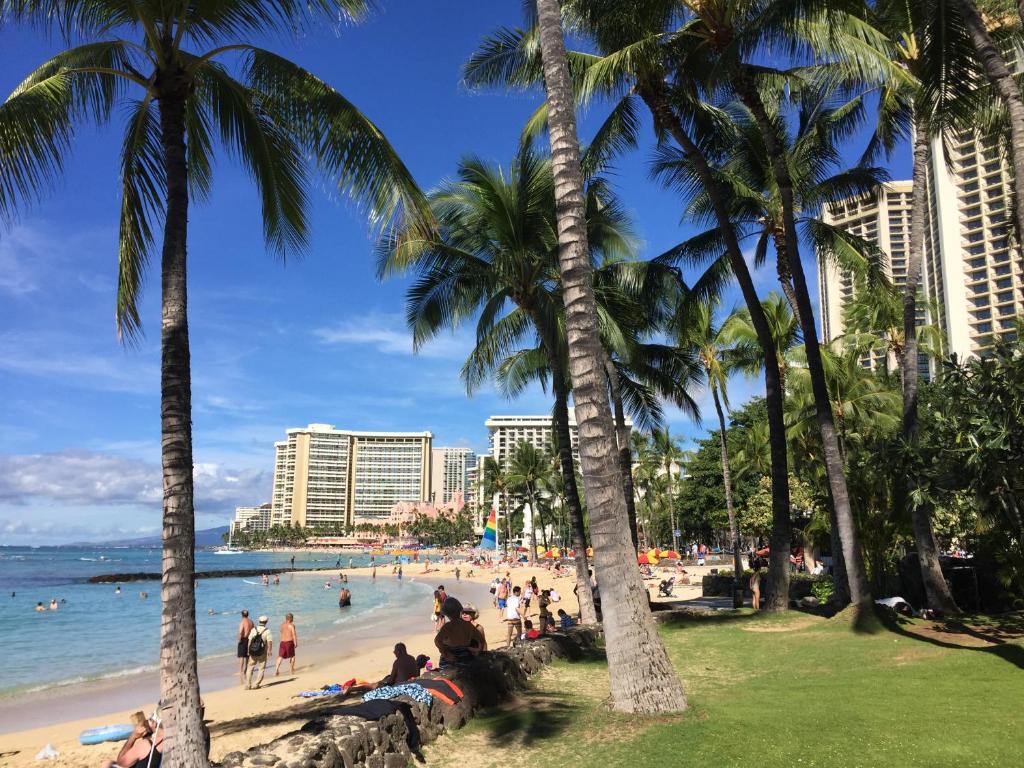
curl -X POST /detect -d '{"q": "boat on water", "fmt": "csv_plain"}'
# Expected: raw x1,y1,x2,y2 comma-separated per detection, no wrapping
213,529,244,554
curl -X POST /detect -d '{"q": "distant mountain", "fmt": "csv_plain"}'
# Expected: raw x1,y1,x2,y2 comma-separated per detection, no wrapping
79,526,230,548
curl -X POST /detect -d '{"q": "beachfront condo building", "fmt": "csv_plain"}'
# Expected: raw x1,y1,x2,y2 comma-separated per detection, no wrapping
270,424,432,527
429,446,475,505
818,132,1023,363
231,503,271,534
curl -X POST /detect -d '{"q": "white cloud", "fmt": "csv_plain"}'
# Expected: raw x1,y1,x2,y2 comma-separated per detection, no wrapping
314,311,474,360
0,450,270,511
0,331,158,394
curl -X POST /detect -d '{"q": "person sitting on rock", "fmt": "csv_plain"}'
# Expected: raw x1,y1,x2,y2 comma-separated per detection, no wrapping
523,619,541,640
434,597,484,668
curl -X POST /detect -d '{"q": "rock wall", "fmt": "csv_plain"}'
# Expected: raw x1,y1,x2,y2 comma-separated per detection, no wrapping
218,628,599,768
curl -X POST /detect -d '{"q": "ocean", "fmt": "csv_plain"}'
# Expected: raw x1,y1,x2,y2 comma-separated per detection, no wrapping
0,546,431,697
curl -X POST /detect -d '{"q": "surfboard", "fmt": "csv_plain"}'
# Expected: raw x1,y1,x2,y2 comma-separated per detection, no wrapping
79,724,134,745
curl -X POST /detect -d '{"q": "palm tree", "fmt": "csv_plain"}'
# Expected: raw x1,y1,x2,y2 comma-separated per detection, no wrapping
533,0,686,713
465,0,795,616
0,2,423,760
379,145,635,625
871,0,968,614
673,300,743,593
649,427,684,554
482,456,514,555
507,440,552,563
947,0,1024,244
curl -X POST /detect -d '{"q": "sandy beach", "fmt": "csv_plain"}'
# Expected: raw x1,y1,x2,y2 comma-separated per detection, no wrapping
0,560,598,768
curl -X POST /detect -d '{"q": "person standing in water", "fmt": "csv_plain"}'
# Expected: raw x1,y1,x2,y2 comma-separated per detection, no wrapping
275,613,298,676
237,609,254,683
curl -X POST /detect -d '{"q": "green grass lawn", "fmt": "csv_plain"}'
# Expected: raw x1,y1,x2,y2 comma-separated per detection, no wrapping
423,610,1024,768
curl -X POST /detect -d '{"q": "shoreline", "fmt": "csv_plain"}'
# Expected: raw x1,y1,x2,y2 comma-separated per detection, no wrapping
0,562,575,768
0,559,706,768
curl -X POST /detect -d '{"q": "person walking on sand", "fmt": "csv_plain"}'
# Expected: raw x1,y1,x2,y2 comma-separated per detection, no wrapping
237,610,254,683
504,586,523,647
275,613,298,676
749,567,761,610
246,616,272,689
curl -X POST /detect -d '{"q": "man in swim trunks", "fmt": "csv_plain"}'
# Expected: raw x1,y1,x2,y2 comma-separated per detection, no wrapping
237,609,254,683
246,616,272,689
495,579,508,617
275,612,298,676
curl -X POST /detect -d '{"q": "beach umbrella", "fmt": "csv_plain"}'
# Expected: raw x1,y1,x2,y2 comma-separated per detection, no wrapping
542,550,555,559
662,549,680,560
586,547,593,557
536,545,547,555
551,547,561,558
646,549,660,565
652,548,661,558
638,553,650,565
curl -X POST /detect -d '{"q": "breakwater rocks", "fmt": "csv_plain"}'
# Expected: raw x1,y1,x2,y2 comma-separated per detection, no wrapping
218,627,601,768
88,567,340,584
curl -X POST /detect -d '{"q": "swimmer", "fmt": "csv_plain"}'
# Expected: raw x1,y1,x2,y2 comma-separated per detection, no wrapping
35,602,46,612
208,608,216,615
115,585,121,595
49,599,58,610
139,591,148,599
325,581,332,589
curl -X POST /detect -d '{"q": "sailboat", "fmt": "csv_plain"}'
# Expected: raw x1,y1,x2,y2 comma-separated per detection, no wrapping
213,527,244,554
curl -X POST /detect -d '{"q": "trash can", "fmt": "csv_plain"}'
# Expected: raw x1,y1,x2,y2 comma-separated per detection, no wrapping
732,581,745,609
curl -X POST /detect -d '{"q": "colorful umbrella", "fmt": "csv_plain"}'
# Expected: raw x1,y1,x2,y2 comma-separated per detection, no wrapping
638,553,650,565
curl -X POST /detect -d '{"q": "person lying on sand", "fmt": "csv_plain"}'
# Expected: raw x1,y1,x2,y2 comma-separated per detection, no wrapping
100,712,163,768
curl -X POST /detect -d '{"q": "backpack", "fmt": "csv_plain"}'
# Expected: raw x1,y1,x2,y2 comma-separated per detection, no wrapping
248,629,266,656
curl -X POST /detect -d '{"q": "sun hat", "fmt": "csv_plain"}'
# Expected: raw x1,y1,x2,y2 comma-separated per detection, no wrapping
461,603,480,619
258,615,269,624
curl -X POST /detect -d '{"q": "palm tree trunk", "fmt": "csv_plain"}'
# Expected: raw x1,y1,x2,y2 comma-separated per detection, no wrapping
712,385,743,600
735,74,873,613
552,366,598,625
638,82,791,612
526,483,538,564
955,0,1024,245
156,87,207,768
604,357,640,550
536,0,686,713
903,113,960,614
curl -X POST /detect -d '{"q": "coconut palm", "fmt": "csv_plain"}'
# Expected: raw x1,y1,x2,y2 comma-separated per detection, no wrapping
532,0,687,713
870,0,975,614
482,456,514,555
464,0,798,614
649,427,683,555
0,2,424,760
379,145,637,624
671,299,744,589
507,440,553,563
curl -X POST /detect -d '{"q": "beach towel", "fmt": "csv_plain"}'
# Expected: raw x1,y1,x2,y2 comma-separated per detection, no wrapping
362,683,433,706
339,700,422,753
417,677,465,705
297,679,371,698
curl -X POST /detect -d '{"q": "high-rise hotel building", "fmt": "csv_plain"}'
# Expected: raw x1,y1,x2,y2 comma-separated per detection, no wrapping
818,132,1023,361
485,412,581,470
429,446,475,505
271,424,432,527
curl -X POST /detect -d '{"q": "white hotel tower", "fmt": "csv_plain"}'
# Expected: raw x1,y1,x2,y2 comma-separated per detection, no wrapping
818,132,1023,361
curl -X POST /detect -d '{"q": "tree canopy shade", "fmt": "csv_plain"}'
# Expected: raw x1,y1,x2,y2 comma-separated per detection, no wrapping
0,3,425,765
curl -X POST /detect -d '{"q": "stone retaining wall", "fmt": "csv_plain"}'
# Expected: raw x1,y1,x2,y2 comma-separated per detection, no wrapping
218,627,600,768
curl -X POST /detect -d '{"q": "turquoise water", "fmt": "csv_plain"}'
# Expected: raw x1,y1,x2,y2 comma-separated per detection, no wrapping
0,546,430,696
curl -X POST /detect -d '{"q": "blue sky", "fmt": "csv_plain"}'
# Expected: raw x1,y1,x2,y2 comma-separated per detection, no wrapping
0,2,910,543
